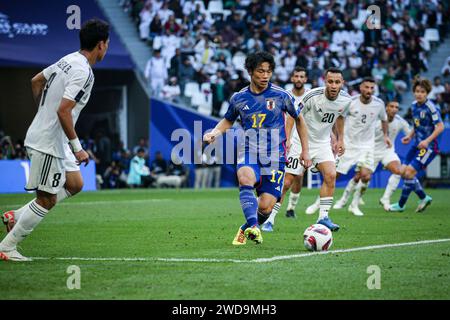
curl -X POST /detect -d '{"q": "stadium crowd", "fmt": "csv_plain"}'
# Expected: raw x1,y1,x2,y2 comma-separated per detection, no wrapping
120,0,448,116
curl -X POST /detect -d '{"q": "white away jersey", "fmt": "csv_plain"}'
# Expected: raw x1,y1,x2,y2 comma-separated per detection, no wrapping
25,51,94,158
344,95,387,149
374,114,411,152
289,88,309,144
300,87,352,145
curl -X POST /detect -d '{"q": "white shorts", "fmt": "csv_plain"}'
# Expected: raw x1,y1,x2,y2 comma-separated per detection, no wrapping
374,148,400,169
336,147,374,174
286,141,335,175
64,143,80,172
25,147,66,194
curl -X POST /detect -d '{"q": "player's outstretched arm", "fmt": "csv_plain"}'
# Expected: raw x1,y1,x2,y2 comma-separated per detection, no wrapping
285,114,295,153
381,120,392,148
335,115,345,156
57,98,89,166
203,118,234,144
417,121,444,149
31,72,47,107
295,114,312,168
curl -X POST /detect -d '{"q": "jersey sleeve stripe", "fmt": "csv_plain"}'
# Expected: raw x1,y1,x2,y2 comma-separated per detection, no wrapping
425,101,437,113
302,88,324,101
302,91,323,104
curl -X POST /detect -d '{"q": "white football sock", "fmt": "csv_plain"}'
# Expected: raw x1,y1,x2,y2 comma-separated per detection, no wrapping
287,192,300,211
318,197,333,220
340,179,357,203
14,188,71,222
352,181,369,206
0,200,48,251
382,174,401,201
10,199,34,223
267,202,281,225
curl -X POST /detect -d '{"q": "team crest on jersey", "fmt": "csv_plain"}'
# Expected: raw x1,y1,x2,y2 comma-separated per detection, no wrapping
420,111,426,119
266,99,276,110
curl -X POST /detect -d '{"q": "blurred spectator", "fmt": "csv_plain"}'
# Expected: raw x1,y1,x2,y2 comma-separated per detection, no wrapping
150,151,167,179
179,56,196,95
104,161,127,189
149,14,163,41
194,143,209,189
158,2,174,24
156,156,188,188
0,135,16,159
162,76,182,103
95,131,112,176
127,148,153,188
205,150,221,188
132,137,149,156
211,71,228,117
169,48,183,78
139,2,153,41
145,49,168,98
429,76,446,102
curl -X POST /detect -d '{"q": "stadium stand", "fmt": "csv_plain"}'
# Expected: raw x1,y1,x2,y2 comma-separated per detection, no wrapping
117,0,449,115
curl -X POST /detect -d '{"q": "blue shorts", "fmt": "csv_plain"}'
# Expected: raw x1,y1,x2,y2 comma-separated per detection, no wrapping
405,146,439,172
237,161,286,201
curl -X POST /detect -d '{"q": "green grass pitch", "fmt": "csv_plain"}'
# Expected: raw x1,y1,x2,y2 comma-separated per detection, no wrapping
0,188,449,299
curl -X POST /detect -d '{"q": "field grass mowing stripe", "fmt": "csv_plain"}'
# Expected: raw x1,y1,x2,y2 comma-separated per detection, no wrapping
30,238,450,263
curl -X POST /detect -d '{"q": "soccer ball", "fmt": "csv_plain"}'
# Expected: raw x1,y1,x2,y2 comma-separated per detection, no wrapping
303,224,333,251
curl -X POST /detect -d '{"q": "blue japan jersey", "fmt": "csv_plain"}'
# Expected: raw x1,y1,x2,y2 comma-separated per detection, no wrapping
411,99,443,151
224,83,302,163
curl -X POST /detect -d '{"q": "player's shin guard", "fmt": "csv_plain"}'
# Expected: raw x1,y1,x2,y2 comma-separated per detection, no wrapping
13,188,72,223
239,186,258,227
398,179,415,207
413,177,426,200
0,200,48,251
340,179,357,204
287,192,300,211
266,202,281,225
319,197,333,220
382,174,401,202
257,210,270,225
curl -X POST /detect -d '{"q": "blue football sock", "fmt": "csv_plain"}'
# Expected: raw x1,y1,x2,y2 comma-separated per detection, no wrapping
413,177,426,200
399,179,415,207
239,186,258,228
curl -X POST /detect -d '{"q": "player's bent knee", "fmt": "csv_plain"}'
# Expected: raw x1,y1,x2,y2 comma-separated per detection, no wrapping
258,203,273,215
361,174,371,183
65,171,84,195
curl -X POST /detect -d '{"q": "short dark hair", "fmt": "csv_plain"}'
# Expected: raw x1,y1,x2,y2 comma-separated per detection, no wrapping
137,148,145,154
245,51,275,73
79,19,110,51
413,77,432,94
324,67,343,77
361,77,376,84
291,66,307,77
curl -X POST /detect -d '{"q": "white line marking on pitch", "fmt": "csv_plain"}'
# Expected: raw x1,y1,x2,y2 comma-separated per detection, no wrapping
30,238,450,263
1,199,170,208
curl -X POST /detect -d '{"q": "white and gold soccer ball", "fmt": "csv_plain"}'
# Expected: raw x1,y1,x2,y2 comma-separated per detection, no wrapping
303,224,333,251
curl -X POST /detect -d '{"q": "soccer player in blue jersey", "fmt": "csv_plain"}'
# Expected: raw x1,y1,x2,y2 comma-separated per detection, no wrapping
203,51,312,245
389,78,444,212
